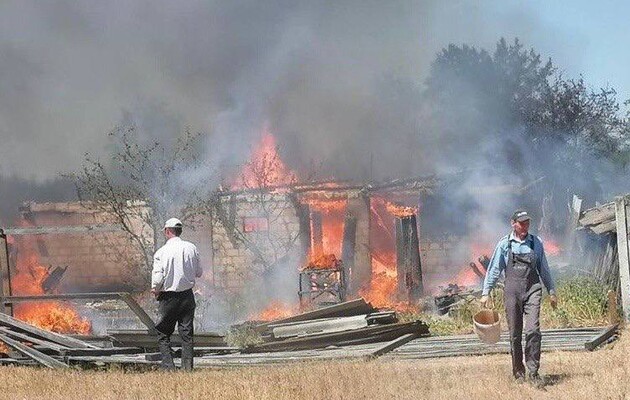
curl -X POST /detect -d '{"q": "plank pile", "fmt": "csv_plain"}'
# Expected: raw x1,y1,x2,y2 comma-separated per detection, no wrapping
0,298,618,369
579,202,616,234
0,312,232,369
193,325,618,367
243,299,429,353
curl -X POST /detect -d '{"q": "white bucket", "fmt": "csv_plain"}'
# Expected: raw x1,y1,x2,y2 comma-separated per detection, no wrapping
473,309,501,344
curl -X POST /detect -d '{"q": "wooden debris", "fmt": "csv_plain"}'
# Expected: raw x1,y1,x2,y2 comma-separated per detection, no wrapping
272,314,369,339
584,324,619,351
106,329,226,348
366,332,420,359
0,332,69,369
244,320,429,353
579,202,615,232
0,312,97,349
256,298,376,332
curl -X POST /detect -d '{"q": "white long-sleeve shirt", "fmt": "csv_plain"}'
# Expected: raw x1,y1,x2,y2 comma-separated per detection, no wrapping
151,237,202,292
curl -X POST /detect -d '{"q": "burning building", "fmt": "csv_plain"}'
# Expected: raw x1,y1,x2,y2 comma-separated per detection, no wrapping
208,175,467,313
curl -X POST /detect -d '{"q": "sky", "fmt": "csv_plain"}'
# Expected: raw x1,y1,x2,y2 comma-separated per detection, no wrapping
0,0,629,181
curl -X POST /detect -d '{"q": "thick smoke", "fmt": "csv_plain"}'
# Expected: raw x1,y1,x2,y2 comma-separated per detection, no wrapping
0,1,581,181
2,2,628,325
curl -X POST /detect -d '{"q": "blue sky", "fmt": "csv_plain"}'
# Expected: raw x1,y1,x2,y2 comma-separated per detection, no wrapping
454,1,630,101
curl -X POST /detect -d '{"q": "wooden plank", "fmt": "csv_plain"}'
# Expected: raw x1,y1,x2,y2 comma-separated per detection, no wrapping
0,332,69,369
3,292,125,303
145,347,239,361
0,312,98,349
584,324,619,351
118,293,157,334
0,327,68,353
58,347,145,357
106,330,225,348
580,202,615,226
614,196,630,321
565,195,583,251
590,220,617,235
0,231,12,315
3,293,157,335
366,332,420,359
245,320,429,353
257,299,375,330
272,315,368,339
2,224,123,236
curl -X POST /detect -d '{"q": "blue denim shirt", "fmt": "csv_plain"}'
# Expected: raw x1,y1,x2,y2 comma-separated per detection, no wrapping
482,232,556,296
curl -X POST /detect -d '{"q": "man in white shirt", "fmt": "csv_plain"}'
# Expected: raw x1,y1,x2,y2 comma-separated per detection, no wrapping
151,217,202,371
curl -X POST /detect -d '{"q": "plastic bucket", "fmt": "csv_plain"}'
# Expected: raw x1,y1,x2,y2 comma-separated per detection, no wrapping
473,309,501,344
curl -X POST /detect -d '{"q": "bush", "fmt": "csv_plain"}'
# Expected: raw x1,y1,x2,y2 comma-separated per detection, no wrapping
541,276,610,328
417,276,611,336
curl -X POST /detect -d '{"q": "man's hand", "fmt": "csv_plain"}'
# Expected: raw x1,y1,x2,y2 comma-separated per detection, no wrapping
549,294,558,310
480,295,490,308
151,288,161,298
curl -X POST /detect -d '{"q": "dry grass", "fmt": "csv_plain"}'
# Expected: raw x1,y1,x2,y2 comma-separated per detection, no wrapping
0,330,628,400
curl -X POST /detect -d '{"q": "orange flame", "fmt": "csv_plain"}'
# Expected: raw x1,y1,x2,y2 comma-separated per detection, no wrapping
385,202,417,218
304,198,347,264
251,302,297,322
232,127,297,190
11,235,91,334
304,254,340,270
542,238,561,256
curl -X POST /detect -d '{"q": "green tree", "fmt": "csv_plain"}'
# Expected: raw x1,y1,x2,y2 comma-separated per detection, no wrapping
423,38,630,230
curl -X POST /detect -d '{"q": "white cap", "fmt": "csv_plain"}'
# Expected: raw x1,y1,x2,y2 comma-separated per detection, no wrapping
164,218,183,229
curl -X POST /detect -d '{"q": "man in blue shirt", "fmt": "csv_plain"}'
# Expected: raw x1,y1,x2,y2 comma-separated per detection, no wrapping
480,210,558,386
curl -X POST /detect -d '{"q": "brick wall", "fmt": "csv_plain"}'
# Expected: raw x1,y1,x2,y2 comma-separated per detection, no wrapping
211,192,302,292
420,235,468,288
15,202,151,292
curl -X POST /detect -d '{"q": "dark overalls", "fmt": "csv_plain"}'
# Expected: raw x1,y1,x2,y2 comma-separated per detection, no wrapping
155,288,196,371
504,238,543,378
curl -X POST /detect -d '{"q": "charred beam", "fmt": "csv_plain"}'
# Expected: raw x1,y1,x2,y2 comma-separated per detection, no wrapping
42,266,67,293
311,211,323,257
0,230,12,315
469,262,485,280
340,214,357,297
395,215,424,301
346,195,371,295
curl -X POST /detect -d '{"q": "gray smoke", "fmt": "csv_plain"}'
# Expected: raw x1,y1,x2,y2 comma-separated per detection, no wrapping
0,0,582,182
2,1,628,323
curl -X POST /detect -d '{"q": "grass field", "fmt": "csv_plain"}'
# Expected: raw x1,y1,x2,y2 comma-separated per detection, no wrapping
0,329,626,400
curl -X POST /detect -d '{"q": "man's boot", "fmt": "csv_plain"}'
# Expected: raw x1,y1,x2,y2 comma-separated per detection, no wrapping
528,372,545,389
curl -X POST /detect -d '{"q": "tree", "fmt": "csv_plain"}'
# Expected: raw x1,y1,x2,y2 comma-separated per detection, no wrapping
70,126,207,276
422,38,630,233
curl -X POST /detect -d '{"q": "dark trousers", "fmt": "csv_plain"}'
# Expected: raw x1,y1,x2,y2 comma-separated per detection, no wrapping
155,289,196,371
504,286,542,377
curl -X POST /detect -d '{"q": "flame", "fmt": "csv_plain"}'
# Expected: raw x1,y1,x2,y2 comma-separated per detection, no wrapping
251,302,298,322
359,272,397,307
361,198,418,311
11,234,91,334
430,242,492,295
542,238,561,256
385,202,417,218
304,198,347,264
304,253,340,270
232,127,297,190
303,198,347,213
